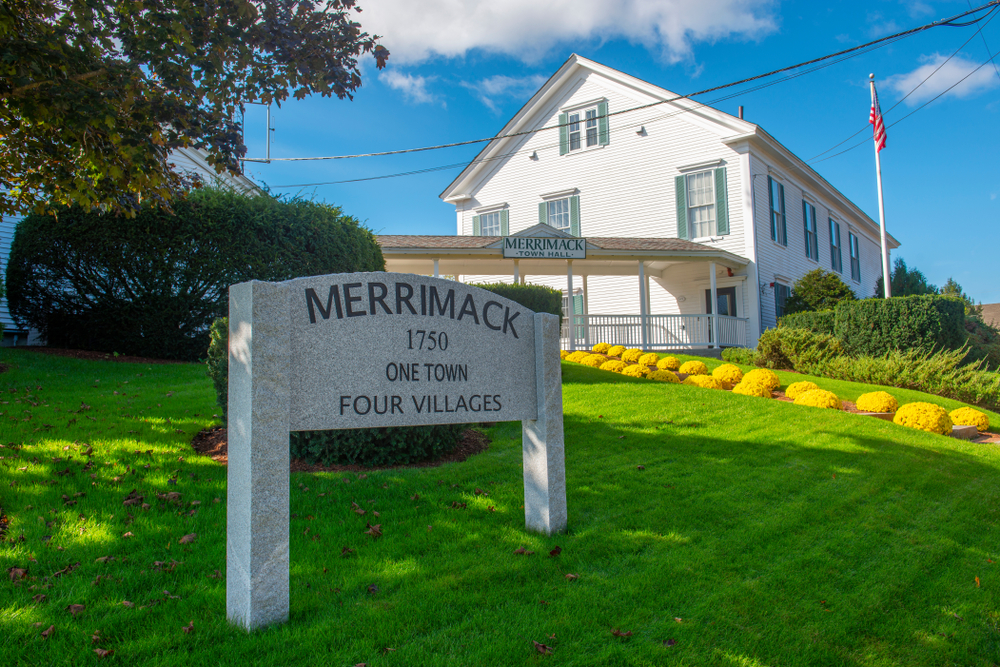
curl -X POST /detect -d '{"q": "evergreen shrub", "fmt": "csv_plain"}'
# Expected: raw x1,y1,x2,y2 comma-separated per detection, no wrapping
834,295,965,358
779,311,836,335
720,347,758,366
6,188,384,360
755,327,845,372
469,282,562,320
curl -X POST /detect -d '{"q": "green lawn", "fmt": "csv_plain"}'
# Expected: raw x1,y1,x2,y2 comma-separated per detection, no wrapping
2,349,999,666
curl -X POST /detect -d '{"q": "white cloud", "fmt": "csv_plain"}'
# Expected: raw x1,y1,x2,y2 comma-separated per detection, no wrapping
885,53,1000,106
359,0,779,65
460,74,547,112
380,70,437,104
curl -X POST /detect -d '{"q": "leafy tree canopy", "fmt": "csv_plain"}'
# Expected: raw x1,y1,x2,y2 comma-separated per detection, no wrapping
874,257,938,298
940,277,982,318
0,0,388,216
784,268,856,314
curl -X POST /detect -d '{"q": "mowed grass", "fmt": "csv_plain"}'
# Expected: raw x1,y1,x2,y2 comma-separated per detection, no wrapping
1,348,1000,666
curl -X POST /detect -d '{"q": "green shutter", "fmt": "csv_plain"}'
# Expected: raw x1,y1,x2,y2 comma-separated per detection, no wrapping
768,176,776,241
500,209,509,236
779,183,786,246
472,215,481,236
573,294,583,315
539,202,548,226
598,100,609,146
802,201,809,257
675,174,688,240
558,113,569,156
714,167,728,235
569,195,580,236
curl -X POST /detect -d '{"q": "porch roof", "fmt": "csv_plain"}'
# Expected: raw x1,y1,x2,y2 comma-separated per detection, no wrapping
376,233,749,277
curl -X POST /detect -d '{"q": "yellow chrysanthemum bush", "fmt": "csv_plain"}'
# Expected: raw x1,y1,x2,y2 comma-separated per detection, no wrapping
560,349,570,360
621,348,644,363
732,380,772,398
678,360,708,376
621,364,650,378
711,363,743,388
638,352,660,366
600,360,627,373
793,389,842,410
785,381,819,400
565,351,589,363
607,345,626,358
743,368,780,392
683,375,723,390
581,354,606,368
855,391,898,414
656,356,680,371
592,342,611,354
647,370,680,383
893,402,953,435
949,407,989,432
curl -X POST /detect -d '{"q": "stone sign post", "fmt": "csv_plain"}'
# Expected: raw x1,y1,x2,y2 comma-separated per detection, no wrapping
227,272,566,630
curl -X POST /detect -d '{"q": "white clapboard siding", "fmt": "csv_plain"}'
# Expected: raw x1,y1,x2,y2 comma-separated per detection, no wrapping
0,214,24,333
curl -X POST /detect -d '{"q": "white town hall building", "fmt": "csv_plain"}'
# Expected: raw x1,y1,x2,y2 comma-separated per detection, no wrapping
378,55,898,350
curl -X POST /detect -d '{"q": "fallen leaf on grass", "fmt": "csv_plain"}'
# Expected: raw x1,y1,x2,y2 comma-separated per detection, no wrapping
565,573,579,580
976,577,980,587
7,567,27,581
32,594,47,603
66,604,86,616
513,547,535,556
123,490,143,506
674,617,683,623
95,556,115,564
121,601,134,608
351,502,365,515
488,506,496,512
41,625,54,638
636,465,645,470
342,547,355,557
533,640,553,655
367,584,379,595
179,533,197,545
94,648,113,658
381,647,396,654
451,501,466,509
122,532,133,539
549,546,562,557
612,628,632,637
664,638,677,647
53,562,80,577
364,523,382,539
410,494,420,501
92,630,101,643
182,620,194,634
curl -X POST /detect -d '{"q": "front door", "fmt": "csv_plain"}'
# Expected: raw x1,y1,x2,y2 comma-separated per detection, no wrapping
705,287,737,346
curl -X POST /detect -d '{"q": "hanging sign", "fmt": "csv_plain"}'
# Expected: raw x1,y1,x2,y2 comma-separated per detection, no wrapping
502,237,587,259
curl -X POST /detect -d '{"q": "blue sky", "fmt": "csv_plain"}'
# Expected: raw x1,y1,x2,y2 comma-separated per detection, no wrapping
240,0,1000,303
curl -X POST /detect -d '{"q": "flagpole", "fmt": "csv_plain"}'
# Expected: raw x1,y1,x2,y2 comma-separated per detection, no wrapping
870,73,891,298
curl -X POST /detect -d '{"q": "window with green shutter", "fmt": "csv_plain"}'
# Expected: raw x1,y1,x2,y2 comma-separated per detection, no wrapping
768,176,786,246
675,174,688,240
472,215,481,236
543,197,579,235
561,101,607,154
829,219,843,273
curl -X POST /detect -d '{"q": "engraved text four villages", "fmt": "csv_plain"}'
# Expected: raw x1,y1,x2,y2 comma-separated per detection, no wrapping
305,279,521,418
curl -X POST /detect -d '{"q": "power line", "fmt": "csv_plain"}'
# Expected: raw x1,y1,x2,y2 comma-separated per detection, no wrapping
253,0,1000,167
969,0,1000,84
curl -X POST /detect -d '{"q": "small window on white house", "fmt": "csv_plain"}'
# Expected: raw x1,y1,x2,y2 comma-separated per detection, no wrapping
849,232,861,282
768,176,787,246
803,201,818,261
480,211,501,236
774,283,791,321
538,195,581,236
547,198,571,232
829,219,843,273
686,171,716,239
559,101,609,155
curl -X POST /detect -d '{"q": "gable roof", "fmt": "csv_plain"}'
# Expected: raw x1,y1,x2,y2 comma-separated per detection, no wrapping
439,54,898,248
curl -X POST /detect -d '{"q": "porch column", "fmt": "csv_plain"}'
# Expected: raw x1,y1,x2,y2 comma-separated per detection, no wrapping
513,259,520,284
638,261,648,350
582,275,590,349
433,258,439,278
709,262,719,348
566,260,575,351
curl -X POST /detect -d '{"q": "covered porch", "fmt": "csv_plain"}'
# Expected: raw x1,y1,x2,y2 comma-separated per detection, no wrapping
377,225,753,350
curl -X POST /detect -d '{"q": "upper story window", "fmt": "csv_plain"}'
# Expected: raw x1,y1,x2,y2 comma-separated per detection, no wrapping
803,200,818,261
849,231,861,282
559,101,609,155
538,193,581,236
768,176,787,246
472,208,508,236
674,166,729,240
829,219,843,273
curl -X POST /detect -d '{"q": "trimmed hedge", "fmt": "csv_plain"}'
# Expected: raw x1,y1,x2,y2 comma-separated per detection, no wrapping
779,311,835,335
755,327,845,371
834,295,965,357
468,282,563,321
6,188,384,361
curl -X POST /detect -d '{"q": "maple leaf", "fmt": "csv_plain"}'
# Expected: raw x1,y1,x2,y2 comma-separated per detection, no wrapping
364,523,382,539
533,640,554,655
41,625,55,638
94,648,114,658
351,502,365,515
7,567,27,581
549,546,562,557
179,533,197,545
612,628,633,638
66,603,86,616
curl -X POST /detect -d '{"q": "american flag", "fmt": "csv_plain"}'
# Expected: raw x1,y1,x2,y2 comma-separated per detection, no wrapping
870,82,887,153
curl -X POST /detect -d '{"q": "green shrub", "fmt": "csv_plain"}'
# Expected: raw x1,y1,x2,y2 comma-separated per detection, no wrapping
814,347,1000,410
6,188,384,361
834,295,965,358
721,347,758,366
779,311,836,335
291,424,466,467
206,318,229,419
755,327,845,372
468,282,562,320
784,268,856,314
963,315,1000,371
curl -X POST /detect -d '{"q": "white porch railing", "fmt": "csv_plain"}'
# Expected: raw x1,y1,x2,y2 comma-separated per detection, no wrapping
561,313,749,350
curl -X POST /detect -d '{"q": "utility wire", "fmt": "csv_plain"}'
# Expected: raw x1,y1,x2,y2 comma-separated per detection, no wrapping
808,5,1000,161
251,0,1000,166
969,0,1000,84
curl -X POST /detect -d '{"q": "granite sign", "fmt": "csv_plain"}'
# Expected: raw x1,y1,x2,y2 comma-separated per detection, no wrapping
227,272,566,630
502,236,587,259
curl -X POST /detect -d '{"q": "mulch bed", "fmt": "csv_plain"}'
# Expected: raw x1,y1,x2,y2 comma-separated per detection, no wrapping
10,347,186,365
191,426,491,473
